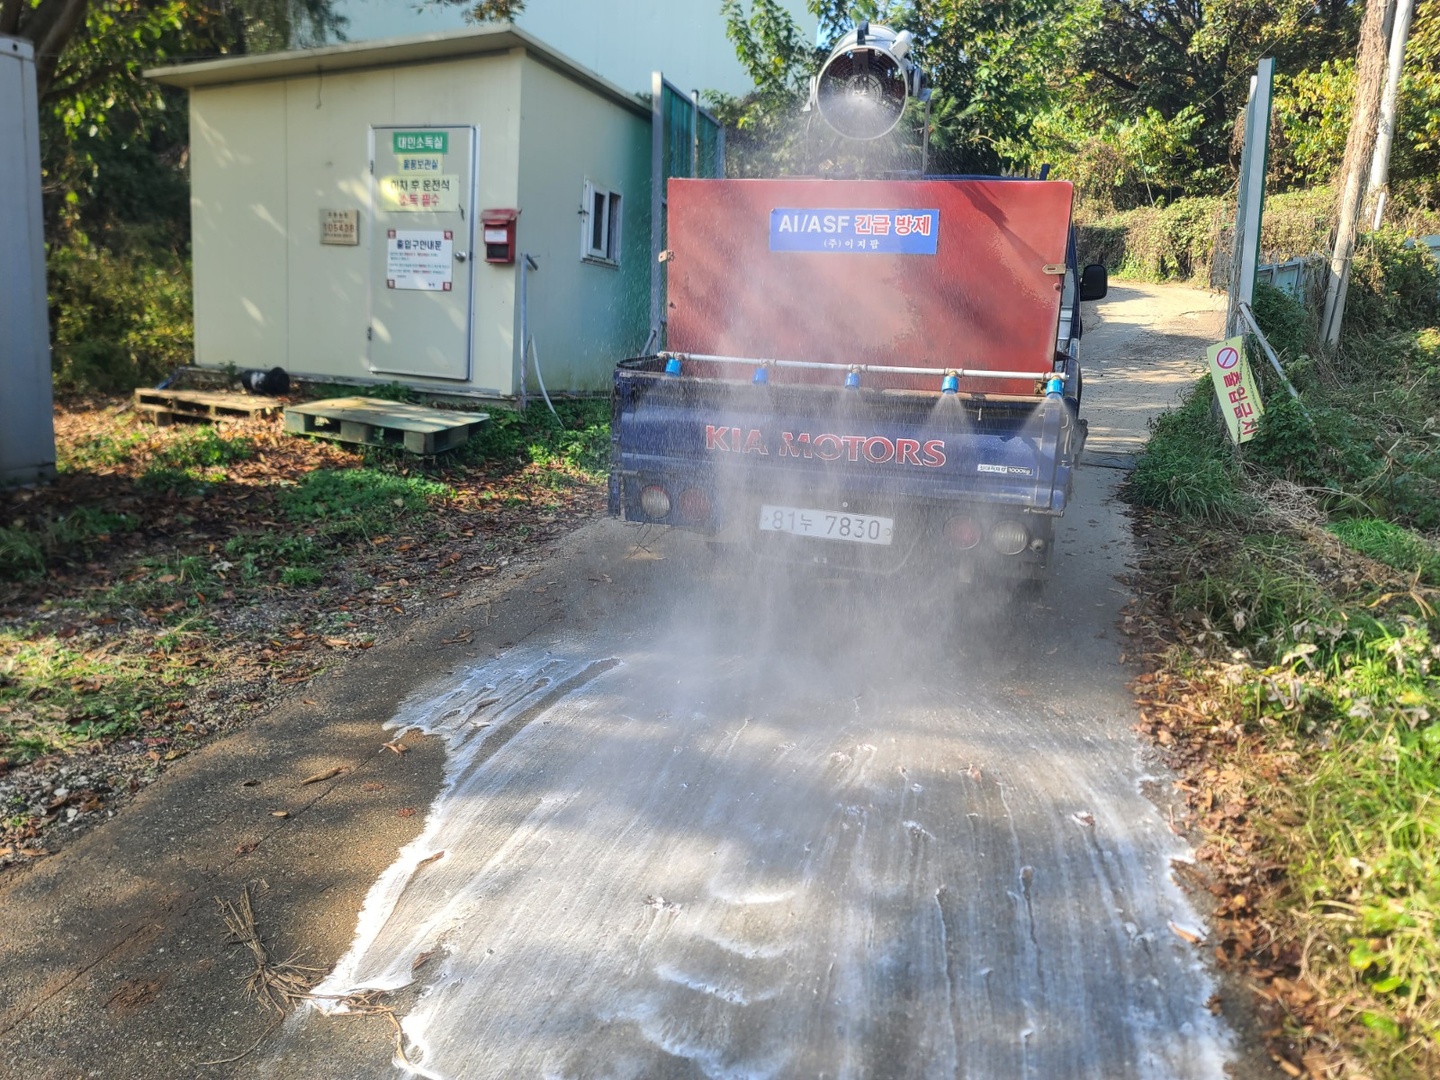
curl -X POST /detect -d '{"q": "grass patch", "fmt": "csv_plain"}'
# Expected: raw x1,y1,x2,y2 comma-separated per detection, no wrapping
0,632,188,763
278,468,452,539
1,388,610,857
1126,378,1253,523
1127,263,1440,1073
149,426,255,470
101,554,223,617
1171,533,1335,657
461,399,610,480
136,427,256,496
1243,270,1440,530
1328,519,1440,587
57,428,149,472
0,507,138,582
1249,618,1440,1069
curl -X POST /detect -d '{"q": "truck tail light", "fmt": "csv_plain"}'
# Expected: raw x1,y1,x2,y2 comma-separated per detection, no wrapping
639,485,671,519
676,487,711,524
944,515,981,550
990,520,1029,555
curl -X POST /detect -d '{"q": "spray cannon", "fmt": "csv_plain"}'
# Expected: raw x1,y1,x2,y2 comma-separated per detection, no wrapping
808,21,924,141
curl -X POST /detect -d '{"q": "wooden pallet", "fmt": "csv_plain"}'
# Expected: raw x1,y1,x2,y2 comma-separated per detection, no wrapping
134,388,283,426
283,397,489,455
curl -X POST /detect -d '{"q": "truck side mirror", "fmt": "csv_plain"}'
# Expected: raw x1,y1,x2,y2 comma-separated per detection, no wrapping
1079,263,1108,302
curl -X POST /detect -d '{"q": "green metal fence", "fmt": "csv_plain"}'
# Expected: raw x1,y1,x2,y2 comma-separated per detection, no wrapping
650,74,726,346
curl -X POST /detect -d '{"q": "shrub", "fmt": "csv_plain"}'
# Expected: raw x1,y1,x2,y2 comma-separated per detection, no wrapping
1127,378,1252,522
1246,395,1325,484
48,226,193,394
1250,280,1314,363
1343,230,1440,337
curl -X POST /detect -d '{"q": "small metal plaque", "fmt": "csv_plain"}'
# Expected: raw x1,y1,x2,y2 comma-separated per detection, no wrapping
320,208,359,246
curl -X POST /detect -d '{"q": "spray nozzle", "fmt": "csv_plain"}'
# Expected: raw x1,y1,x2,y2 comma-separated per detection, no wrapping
845,368,861,390
752,364,769,385
664,356,683,376
941,372,959,395
1045,375,1065,399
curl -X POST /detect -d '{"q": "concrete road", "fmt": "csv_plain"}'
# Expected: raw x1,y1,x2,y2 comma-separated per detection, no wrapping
0,283,1237,1080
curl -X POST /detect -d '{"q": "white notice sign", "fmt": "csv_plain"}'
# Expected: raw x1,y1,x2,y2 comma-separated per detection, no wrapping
385,229,453,292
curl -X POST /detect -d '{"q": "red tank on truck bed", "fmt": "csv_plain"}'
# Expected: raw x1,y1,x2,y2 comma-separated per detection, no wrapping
664,178,1075,397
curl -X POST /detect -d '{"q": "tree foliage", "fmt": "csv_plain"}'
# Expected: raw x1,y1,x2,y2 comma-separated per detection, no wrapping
716,0,1437,216
18,0,344,393
458,0,526,22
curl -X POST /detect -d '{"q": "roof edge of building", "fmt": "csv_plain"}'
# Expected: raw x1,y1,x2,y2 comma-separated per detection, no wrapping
143,23,651,117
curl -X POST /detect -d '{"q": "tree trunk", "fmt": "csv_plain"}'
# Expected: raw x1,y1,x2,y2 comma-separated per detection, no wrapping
1320,0,1394,349
10,0,90,98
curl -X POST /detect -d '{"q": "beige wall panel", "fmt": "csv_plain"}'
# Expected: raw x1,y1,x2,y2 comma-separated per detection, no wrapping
278,57,522,390
391,55,522,392
515,56,651,395
189,48,640,396
281,68,382,381
191,84,290,370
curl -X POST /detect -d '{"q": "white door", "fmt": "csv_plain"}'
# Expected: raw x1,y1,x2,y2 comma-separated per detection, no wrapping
369,125,477,381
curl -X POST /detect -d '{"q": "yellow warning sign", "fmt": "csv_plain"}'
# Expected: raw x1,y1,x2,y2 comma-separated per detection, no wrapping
1206,336,1264,444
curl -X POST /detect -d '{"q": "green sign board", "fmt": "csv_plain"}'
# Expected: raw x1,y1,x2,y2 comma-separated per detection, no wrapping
392,130,448,155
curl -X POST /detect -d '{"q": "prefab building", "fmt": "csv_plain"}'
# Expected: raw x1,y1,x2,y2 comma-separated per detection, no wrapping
147,26,692,398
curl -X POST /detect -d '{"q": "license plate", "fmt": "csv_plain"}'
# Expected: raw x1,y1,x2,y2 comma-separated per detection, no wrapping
758,504,894,546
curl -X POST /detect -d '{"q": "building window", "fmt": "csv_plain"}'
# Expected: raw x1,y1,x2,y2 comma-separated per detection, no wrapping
582,180,622,264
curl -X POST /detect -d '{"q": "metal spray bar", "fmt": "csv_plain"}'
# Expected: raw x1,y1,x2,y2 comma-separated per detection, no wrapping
656,351,1044,382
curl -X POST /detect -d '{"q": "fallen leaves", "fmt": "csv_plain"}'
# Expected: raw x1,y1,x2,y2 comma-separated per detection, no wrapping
1168,921,1205,946
299,766,349,786
2,396,605,889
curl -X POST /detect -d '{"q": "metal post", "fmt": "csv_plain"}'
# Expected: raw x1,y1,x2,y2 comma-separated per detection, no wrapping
518,253,537,412
649,71,665,349
1368,0,1416,229
921,94,932,177
690,89,701,179
0,36,56,485
1226,59,1274,339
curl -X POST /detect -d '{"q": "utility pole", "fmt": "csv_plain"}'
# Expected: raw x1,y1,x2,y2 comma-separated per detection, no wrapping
1320,0,1393,350
1366,0,1416,229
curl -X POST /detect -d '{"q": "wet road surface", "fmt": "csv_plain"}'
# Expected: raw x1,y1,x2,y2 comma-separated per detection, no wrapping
254,284,1233,1078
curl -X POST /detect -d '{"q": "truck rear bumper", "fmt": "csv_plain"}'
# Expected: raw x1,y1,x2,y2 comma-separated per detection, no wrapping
610,471,1055,576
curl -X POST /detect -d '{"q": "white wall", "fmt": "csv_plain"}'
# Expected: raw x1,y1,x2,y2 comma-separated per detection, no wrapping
513,53,653,395
332,0,816,97
188,48,651,395
189,55,524,391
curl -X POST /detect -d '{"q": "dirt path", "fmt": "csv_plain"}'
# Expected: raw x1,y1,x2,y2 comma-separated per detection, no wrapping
0,282,1254,1080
